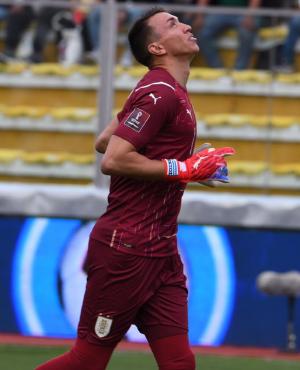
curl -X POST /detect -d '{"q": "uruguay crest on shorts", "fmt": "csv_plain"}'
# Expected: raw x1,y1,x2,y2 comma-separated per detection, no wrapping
95,314,113,338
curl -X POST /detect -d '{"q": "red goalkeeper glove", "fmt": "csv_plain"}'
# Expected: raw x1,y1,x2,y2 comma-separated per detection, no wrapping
197,143,233,185
163,146,235,182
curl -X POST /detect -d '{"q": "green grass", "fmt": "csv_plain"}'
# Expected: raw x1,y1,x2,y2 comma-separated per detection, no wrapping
0,344,300,370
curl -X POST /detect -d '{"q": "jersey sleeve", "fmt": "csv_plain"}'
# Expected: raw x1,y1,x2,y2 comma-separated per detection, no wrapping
115,85,178,150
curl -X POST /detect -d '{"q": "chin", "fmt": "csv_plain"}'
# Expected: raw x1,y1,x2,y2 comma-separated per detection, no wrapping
191,44,200,53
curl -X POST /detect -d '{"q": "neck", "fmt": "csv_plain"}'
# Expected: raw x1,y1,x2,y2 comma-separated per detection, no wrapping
152,56,191,87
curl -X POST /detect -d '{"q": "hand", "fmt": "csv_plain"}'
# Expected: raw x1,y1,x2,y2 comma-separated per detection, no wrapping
211,165,230,183
196,143,232,184
163,146,235,183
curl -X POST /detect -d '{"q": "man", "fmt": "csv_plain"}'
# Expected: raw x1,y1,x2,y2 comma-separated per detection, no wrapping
35,8,234,370
29,2,67,64
194,0,261,70
85,0,164,65
276,1,300,73
0,4,34,62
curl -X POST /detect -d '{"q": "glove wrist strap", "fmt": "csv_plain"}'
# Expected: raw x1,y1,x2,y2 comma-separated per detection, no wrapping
163,159,189,181
164,159,180,177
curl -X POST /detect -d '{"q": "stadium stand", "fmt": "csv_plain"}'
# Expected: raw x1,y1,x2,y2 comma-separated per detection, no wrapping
0,2,299,195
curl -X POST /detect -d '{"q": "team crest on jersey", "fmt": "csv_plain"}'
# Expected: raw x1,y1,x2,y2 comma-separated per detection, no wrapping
124,108,150,132
95,315,113,338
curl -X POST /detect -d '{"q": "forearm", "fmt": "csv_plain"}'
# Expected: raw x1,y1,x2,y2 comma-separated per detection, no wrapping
101,141,165,180
101,136,235,182
101,151,165,180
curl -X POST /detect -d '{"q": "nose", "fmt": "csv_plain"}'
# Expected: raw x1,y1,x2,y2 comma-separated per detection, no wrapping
182,22,192,33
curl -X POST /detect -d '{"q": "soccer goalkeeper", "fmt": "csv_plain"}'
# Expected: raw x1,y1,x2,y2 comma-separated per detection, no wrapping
36,7,235,370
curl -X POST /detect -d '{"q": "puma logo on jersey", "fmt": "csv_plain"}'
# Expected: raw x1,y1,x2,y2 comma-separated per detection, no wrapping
186,109,192,118
149,93,162,105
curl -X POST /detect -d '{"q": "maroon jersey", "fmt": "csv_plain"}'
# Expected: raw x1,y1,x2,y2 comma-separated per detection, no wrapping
91,67,197,257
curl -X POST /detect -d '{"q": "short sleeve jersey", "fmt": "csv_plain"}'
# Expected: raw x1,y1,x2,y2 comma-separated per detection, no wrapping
90,67,197,257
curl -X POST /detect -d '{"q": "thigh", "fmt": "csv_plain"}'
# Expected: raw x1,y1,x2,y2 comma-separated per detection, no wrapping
148,334,195,370
135,254,188,341
78,239,165,346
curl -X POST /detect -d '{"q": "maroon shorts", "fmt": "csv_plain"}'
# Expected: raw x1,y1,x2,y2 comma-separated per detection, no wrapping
78,237,188,346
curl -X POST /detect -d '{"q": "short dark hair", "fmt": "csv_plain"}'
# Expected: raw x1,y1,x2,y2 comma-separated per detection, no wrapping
128,8,166,68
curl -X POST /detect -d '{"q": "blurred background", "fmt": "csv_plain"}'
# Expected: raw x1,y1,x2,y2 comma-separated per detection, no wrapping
0,0,300,366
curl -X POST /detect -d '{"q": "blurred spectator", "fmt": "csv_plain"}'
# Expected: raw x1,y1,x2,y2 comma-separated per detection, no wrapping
0,4,34,62
29,3,68,63
85,0,102,63
85,0,173,66
276,1,300,73
0,1,85,65
29,0,88,65
194,0,262,70
164,0,196,33
0,5,8,21
118,1,148,67
254,0,289,70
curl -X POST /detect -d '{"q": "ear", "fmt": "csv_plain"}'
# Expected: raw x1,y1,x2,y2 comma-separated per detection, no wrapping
148,42,166,57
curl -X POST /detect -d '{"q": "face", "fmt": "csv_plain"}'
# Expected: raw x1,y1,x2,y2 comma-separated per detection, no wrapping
147,12,199,59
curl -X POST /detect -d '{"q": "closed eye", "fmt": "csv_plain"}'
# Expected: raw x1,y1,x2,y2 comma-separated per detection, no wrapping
167,16,179,28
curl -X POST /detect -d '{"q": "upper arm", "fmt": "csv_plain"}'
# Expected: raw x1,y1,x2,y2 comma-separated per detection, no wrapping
114,85,178,150
103,134,136,166
101,134,165,179
99,84,177,178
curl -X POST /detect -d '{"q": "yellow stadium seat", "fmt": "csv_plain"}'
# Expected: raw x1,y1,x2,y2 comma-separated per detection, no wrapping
276,73,300,84
231,70,272,84
0,150,23,163
2,106,49,118
51,108,79,120
50,107,96,121
258,25,288,40
202,114,230,126
4,63,28,74
21,151,67,164
3,106,31,117
230,161,267,175
271,116,299,128
203,114,254,126
223,25,287,41
30,63,76,76
190,67,227,80
66,153,95,165
250,116,270,127
271,164,300,176
114,65,125,76
69,108,97,121
201,114,300,128
126,66,148,78
75,65,100,76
